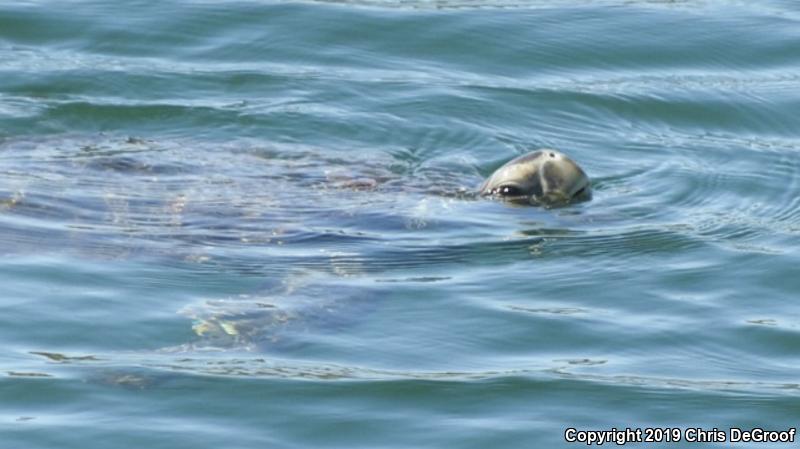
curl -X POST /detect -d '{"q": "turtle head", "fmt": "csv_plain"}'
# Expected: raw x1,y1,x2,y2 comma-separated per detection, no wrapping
480,149,591,206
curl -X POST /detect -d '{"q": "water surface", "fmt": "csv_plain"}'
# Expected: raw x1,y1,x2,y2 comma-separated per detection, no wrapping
2,1,800,447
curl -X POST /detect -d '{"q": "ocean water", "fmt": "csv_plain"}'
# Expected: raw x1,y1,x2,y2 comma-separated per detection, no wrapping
2,1,800,447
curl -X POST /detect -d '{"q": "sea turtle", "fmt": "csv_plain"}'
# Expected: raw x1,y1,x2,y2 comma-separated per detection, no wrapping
480,149,591,206
1,136,592,382
178,148,591,349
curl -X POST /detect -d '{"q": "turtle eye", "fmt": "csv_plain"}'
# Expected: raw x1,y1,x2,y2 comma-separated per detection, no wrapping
495,185,523,196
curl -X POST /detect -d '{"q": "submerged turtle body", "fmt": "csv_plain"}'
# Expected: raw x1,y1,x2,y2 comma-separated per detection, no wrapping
480,149,591,206
179,278,377,351
3,137,596,385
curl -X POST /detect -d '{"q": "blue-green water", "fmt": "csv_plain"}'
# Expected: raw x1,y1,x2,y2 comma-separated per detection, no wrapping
2,1,800,447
